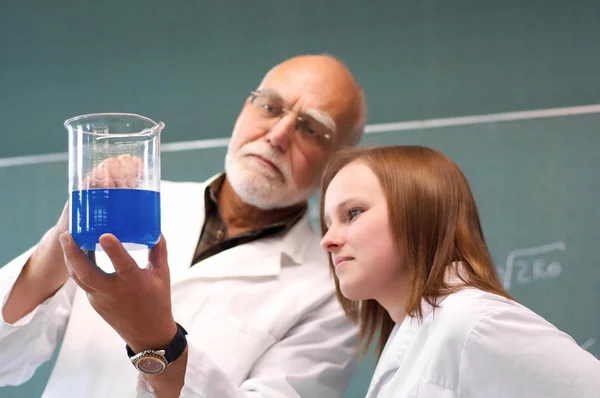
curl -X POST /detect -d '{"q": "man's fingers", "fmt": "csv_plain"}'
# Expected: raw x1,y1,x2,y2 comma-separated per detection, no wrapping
59,232,108,292
68,265,96,294
85,160,117,189
148,235,169,280
117,154,142,188
82,155,144,190
56,201,69,233
85,169,102,189
102,157,126,188
99,234,139,279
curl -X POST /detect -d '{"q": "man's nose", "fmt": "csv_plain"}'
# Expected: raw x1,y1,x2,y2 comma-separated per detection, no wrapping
265,114,296,152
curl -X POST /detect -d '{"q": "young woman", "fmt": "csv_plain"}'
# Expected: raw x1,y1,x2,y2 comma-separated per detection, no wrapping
320,145,600,397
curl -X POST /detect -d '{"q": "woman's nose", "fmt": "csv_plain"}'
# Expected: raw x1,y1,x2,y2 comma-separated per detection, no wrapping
320,227,343,252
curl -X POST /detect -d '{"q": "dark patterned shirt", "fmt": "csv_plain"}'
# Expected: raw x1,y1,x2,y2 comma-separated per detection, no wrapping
192,175,306,265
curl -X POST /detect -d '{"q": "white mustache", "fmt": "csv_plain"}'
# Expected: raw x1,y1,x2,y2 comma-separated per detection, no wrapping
239,143,292,180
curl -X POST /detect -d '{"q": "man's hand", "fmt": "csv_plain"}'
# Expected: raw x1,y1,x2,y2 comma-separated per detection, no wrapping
59,232,177,352
2,202,71,323
85,154,145,189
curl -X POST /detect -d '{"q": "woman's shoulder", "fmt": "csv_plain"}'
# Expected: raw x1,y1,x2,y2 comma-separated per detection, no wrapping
427,288,519,335
418,288,600,396
436,286,535,316
421,288,564,362
447,289,600,396
437,287,557,332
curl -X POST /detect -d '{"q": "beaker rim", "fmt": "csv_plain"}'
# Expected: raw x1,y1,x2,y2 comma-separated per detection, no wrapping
64,112,164,136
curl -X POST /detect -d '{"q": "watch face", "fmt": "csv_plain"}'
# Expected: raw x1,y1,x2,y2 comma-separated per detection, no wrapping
135,357,167,375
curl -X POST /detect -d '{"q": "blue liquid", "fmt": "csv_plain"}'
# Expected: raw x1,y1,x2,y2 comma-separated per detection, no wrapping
70,188,160,251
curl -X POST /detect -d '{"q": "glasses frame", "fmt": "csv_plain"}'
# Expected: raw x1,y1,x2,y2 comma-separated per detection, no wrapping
249,90,333,148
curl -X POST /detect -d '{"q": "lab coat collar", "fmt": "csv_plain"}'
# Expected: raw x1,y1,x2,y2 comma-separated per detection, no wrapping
170,173,314,281
182,213,312,280
368,262,469,386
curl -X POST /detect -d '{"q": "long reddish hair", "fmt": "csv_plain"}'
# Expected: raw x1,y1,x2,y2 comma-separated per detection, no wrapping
320,145,512,357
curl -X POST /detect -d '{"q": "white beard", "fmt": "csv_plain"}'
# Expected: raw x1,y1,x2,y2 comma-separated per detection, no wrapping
224,142,318,210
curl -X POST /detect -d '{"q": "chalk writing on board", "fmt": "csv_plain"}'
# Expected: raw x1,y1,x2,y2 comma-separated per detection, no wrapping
498,241,566,290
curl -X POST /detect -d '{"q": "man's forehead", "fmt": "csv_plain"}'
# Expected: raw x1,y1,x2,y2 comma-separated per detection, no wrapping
262,65,346,104
259,76,347,112
258,86,337,133
258,88,284,101
260,63,359,135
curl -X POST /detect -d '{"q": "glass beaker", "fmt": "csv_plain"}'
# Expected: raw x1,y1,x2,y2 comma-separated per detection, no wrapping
65,113,165,251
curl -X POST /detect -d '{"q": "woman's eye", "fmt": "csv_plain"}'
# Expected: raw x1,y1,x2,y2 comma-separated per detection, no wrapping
348,208,363,221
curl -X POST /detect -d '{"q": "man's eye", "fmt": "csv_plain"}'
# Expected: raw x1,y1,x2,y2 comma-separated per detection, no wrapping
261,103,283,117
299,122,324,143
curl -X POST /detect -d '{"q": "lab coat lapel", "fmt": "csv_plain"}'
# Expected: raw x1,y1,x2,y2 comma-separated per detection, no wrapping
160,177,217,283
182,210,313,280
366,316,424,397
184,239,282,279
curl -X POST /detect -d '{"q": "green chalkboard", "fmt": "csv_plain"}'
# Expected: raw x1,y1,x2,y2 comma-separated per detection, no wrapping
1,1,599,397
1,114,599,397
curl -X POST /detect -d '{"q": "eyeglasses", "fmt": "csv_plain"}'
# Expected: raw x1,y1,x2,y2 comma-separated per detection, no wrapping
249,90,333,149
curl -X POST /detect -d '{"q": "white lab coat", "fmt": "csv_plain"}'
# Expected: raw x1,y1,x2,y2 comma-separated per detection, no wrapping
0,178,359,398
366,287,600,398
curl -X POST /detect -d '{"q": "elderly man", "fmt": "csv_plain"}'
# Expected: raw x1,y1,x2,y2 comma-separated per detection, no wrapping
0,54,367,397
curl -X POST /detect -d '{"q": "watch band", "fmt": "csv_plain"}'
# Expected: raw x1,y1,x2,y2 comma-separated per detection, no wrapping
126,322,188,364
